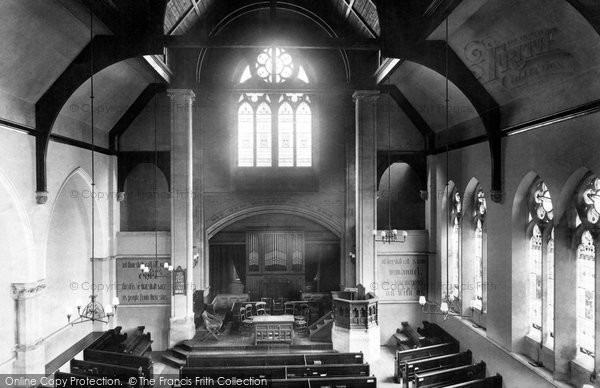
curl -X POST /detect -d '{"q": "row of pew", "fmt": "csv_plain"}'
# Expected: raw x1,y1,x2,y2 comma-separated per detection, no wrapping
394,321,502,388
54,326,154,388
181,352,376,387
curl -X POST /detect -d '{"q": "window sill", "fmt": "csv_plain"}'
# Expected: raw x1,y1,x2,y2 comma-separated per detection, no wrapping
446,316,570,387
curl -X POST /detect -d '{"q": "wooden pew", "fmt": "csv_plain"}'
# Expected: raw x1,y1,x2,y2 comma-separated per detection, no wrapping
396,321,427,348
70,359,149,381
54,371,138,388
394,342,460,382
270,376,377,388
87,327,127,353
417,321,457,344
180,363,370,380
123,332,152,355
187,376,376,388
399,351,472,387
444,374,502,388
413,361,487,388
186,352,364,367
83,348,153,371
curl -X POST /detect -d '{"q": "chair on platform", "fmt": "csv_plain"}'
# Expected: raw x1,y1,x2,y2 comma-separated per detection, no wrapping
245,303,254,318
239,307,253,336
201,311,223,341
272,298,286,315
255,301,267,315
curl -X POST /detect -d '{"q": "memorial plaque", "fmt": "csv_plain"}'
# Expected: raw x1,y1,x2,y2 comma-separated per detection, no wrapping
376,255,428,301
173,266,186,295
116,257,171,305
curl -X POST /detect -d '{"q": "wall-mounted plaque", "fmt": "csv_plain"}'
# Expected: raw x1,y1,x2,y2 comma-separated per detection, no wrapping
173,266,186,295
376,254,428,301
116,257,171,305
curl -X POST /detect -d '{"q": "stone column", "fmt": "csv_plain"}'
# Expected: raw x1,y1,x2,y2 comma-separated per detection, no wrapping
12,280,46,375
353,91,380,289
168,89,196,347
344,103,356,288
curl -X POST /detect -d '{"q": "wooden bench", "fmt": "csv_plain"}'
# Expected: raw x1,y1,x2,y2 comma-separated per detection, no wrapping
181,363,370,380
187,375,376,388
394,342,460,382
70,359,149,381
123,332,152,355
399,351,472,387
269,376,376,388
444,374,502,388
87,327,127,353
413,361,487,388
417,321,457,344
186,352,364,367
83,348,153,371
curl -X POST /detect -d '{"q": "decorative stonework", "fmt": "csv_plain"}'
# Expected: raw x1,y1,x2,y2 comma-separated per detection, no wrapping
35,191,48,205
167,89,196,104
12,279,46,300
352,90,380,103
490,190,503,203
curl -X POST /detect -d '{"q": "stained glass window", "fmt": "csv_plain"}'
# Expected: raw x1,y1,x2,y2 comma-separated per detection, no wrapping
278,102,294,167
237,48,312,167
546,228,554,343
473,186,486,312
526,178,554,346
576,230,595,359
447,188,461,309
529,224,543,339
574,174,600,360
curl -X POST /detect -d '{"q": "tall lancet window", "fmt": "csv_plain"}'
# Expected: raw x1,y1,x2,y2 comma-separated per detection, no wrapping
526,179,554,346
236,47,312,167
472,185,486,312
446,187,462,310
574,174,600,362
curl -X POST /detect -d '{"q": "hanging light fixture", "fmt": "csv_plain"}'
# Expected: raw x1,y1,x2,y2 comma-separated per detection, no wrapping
373,78,407,243
139,83,173,280
67,10,118,325
418,16,473,322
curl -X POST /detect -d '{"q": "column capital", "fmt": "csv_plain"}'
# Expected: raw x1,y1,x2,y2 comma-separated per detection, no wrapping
167,89,196,103
352,90,380,103
12,279,46,300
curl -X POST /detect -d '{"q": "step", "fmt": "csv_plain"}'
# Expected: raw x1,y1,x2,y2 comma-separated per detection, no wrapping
171,346,191,360
161,353,186,368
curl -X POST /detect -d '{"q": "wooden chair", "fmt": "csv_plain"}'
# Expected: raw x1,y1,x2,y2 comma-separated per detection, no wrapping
272,299,285,315
245,303,254,318
201,310,223,341
260,297,273,314
255,301,267,315
239,307,253,336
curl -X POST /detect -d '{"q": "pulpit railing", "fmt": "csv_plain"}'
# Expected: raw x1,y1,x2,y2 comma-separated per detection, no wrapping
332,296,378,330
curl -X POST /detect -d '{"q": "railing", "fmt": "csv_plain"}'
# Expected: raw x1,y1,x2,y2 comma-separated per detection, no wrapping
332,296,378,330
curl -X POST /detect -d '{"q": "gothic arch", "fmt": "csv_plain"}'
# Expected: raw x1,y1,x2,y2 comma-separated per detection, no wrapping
206,204,343,240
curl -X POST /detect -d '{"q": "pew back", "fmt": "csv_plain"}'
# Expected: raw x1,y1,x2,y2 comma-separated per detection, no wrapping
181,363,370,380
401,351,472,387
394,342,459,382
186,352,364,367
413,361,486,388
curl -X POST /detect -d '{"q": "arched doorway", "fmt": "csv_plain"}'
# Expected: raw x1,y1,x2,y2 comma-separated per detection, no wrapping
208,213,341,301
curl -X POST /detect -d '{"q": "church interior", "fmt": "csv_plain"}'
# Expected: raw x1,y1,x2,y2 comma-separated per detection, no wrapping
2,0,600,387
